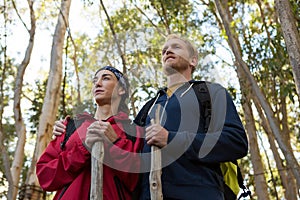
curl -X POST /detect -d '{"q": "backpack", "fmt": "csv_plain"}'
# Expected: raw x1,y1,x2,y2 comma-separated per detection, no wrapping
193,81,251,200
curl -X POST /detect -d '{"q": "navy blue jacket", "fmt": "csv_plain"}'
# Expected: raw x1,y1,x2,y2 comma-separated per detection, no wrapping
134,80,248,200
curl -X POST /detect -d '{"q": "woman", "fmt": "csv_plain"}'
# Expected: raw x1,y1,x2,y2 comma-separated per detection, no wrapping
36,66,143,200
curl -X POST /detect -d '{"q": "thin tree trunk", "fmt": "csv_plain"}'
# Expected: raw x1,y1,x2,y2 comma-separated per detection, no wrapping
234,47,270,198
133,4,166,37
214,0,300,188
68,34,81,104
241,95,270,199
10,1,36,199
99,0,126,71
253,97,295,200
25,0,72,198
275,0,300,100
0,1,14,199
279,95,297,199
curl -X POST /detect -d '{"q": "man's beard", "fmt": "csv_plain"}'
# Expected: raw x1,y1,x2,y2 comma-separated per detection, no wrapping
164,64,179,75
163,60,189,75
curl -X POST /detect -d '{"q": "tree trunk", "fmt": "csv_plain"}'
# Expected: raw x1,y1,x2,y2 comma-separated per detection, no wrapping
214,0,300,188
275,0,300,100
24,0,72,199
279,95,298,198
10,1,36,199
242,3,298,194
242,98,270,200
0,1,14,200
233,38,270,198
68,35,81,104
253,96,297,200
100,0,126,71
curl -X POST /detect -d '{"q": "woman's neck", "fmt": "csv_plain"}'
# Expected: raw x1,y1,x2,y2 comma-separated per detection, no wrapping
94,104,118,120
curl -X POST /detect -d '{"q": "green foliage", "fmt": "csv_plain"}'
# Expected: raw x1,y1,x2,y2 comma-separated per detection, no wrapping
26,79,47,135
0,57,16,111
0,52,17,197
35,1,60,30
291,0,300,28
0,121,15,185
2,0,300,199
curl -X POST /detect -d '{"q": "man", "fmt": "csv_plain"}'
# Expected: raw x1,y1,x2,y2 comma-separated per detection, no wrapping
36,66,143,200
134,34,248,199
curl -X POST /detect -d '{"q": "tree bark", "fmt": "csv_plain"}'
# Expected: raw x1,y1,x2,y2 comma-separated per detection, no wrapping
11,1,36,199
25,0,72,197
279,95,298,198
68,35,81,104
275,0,300,100
0,1,13,200
233,32,270,198
100,0,127,72
242,97,270,200
253,96,297,200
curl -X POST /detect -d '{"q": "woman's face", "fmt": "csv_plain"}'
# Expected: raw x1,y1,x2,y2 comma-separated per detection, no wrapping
92,70,122,105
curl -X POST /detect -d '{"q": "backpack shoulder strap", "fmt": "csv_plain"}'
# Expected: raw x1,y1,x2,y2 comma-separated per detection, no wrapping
60,113,94,150
134,90,164,127
60,118,76,150
191,81,211,133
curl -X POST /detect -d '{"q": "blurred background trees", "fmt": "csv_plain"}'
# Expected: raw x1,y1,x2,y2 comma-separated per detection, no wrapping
0,0,299,199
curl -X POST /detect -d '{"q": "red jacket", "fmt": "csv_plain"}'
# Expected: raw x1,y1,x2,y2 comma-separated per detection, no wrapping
36,112,144,200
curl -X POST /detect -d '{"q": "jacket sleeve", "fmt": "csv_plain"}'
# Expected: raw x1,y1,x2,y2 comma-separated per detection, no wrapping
103,124,144,191
167,86,248,163
36,130,91,191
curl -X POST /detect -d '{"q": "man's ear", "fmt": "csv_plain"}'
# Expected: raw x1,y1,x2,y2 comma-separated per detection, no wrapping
189,56,197,67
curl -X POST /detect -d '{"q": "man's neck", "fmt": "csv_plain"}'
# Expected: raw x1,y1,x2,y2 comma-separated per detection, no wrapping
167,71,191,88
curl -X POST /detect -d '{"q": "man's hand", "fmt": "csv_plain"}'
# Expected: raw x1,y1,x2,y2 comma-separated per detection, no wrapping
85,121,119,150
145,123,168,148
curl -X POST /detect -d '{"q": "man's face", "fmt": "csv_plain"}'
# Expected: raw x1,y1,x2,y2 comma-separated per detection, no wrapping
161,38,192,75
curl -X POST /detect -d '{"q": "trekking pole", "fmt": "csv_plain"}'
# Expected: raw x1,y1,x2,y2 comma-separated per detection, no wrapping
90,141,104,200
149,104,163,200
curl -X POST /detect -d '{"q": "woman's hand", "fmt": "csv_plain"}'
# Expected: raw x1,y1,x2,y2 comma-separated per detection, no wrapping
85,121,119,150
